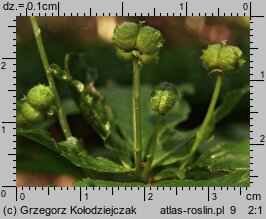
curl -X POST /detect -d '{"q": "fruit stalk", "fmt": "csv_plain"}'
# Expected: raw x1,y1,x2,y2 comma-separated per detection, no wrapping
29,16,72,138
180,74,223,170
132,57,143,175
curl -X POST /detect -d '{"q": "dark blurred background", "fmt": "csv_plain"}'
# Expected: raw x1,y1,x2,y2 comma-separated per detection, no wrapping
17,16,249,186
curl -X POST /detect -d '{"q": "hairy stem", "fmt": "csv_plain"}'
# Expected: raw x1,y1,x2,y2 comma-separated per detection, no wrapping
133,58,143,175
29,16,72,139
180,74,223,170
142,114,162,182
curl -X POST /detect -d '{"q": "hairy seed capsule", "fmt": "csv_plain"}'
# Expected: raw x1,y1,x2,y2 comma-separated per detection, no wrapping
21,102,44,123
136,26,164,55
201,42,245,73
16,104,26,126
139,52,159,64
116,48,133,61
218,45,246,73
113,22,139,52
26,84,54,111
149,82,178,115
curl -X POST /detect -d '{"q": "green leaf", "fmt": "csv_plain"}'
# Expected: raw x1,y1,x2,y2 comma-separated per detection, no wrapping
68,81,113,140
17,155,83,177
62,98,80,115
57,137,130,173
152,128,196,167
197,84,249,158
74,177,145,187
17,128,131,173
65,54,136,167
194,139,249,170
17,128,57,152
152,170,249,187
204,84,249,140
215,83,249,123
151,84,248,169
65,53,98,85
100,85,134,145
100,84,192,157
153,168,186,181
104,133,133,169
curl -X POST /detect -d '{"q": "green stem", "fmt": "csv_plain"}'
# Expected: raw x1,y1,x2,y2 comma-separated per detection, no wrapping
133,58,143,175
142,114,162,182
29,16,72,139
180,74,223,170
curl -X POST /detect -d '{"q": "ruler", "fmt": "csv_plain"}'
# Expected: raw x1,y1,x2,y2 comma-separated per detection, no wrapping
0,0,265,218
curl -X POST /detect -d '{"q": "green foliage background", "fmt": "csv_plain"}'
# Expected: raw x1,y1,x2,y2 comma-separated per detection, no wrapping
16,17,249,186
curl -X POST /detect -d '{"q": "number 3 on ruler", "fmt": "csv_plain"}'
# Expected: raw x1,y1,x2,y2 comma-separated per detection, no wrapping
212,192,217,200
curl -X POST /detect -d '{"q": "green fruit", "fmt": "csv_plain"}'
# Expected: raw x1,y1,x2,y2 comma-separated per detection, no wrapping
201,42,245,73
139,52,159,64
201,44,221,72
113,22,139,52
149,82,178,115
16,112,26,126
26,84,54,111
136,26,164,55
116,48,133,61
218,46,245,73
21,102,44,123
16,104,26,126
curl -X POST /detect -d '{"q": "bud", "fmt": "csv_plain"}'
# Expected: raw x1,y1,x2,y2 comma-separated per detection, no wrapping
50,63,70,81
112,22,139,52
72,80,84,92
136,26,164,55
21,102,44,123
26,84,54,111
149,82,178,115
201,42,245,73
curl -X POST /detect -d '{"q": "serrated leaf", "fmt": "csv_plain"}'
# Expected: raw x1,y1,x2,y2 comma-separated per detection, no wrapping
68,81,113,140
17,128,57,152
152,170,249,187
194,139,249,170
74,177,145,187
17,128,131,173
57,137,130,173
